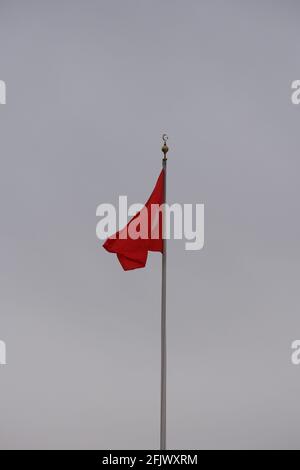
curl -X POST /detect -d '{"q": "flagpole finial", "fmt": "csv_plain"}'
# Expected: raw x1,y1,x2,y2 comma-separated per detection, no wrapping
162,134,169,160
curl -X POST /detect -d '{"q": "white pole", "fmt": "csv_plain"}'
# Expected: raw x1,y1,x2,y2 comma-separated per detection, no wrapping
160,134,168,450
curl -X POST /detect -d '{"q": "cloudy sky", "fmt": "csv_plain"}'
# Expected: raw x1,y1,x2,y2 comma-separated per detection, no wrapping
0,0,300,449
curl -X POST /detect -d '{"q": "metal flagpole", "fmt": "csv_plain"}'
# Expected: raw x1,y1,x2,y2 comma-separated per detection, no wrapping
160,134,168,450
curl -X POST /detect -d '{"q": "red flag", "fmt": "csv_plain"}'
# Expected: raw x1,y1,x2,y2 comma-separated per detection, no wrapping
103,170,164,270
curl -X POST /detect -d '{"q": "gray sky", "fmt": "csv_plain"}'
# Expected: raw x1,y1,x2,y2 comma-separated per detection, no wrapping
1,0,300,449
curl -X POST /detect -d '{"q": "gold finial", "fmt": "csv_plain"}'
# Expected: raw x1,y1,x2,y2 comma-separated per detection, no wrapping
162,134,169,159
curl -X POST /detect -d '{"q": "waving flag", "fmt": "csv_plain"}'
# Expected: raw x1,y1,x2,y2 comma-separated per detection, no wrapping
103,170,164,270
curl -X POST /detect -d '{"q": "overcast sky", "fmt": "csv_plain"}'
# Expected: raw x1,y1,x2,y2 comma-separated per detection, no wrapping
1,0,300,449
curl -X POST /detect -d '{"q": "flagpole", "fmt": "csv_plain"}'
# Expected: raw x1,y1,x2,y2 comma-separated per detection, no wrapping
160,134,168,450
